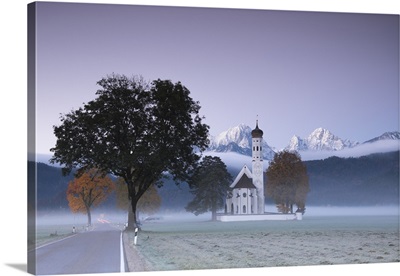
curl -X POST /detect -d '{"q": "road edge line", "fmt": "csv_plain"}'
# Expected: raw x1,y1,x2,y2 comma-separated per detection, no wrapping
31,233,77,251
120,231,126,272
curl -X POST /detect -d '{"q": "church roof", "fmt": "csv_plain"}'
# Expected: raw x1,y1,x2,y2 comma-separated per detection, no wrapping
230,165,254,189
232,174,256,189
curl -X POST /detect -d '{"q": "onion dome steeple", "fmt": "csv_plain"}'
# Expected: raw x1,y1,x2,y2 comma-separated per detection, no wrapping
251,120,263,138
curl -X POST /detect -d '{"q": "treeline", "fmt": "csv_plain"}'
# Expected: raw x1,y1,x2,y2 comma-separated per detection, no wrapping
29,162,74,210
303,151,399,206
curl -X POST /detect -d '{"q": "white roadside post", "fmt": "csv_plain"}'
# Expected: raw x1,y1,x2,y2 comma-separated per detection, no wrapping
134,227,138,245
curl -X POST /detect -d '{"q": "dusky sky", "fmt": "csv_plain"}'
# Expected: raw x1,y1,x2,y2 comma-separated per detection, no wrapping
34,2,399,154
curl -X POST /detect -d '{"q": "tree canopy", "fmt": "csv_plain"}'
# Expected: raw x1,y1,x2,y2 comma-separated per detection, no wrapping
185,156,232,221
51,74,209,228
266,150,309,214
66,168,114,226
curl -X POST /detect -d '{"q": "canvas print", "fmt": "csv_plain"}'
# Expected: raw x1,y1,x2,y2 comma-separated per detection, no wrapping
27,1,399,275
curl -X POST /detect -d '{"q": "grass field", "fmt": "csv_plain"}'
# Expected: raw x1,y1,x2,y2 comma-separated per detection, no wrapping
132,214,399,271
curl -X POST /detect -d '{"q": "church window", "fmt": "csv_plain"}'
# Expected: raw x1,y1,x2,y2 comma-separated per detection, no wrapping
243,205,246,213
243,193,247,197
236,205,239,214
256,146,259,151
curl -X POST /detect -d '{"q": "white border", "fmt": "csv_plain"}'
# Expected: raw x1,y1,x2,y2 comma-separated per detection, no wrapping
0,1,399,276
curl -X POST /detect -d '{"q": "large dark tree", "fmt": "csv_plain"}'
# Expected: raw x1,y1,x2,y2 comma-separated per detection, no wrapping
266,150,309,214
50,74,209,229
185,156,232,221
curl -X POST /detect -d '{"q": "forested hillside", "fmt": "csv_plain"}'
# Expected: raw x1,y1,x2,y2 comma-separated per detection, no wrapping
29,162,75,210
303,151,399,206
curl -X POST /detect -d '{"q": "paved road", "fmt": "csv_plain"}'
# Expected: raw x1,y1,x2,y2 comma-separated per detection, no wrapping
30,223,125,275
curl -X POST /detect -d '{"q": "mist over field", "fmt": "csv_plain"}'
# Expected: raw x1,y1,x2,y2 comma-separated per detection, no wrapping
32,202,399,271
297,205,399,217
36,209,128,226
35,204,399,228
153,205,399,222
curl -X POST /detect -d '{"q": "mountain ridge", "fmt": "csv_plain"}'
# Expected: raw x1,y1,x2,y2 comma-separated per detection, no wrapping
207,124,399,160
363,131,400,144
286,127,360,152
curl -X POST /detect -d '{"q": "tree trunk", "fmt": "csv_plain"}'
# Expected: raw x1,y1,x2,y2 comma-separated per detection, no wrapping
211,200,217,221
126,197,139,231
211,209,216,221
86,207,92,226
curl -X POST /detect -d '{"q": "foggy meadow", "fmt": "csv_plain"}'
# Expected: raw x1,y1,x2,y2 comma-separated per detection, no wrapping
31,148,399,269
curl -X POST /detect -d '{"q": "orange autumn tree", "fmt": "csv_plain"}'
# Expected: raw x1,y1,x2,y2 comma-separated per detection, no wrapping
67,169,115,226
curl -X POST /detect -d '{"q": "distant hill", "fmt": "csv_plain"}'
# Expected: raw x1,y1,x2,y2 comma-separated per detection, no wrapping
29,161,74,210
31,150,399,212
303,151,399,206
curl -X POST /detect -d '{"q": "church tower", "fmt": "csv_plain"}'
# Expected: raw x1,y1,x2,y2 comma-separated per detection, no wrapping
251,120,264,214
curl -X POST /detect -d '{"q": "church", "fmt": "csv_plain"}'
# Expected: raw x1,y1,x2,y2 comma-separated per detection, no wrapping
224,121,265,215
217,121,301,221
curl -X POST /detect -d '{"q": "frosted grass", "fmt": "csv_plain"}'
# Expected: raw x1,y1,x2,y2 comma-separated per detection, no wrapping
134,214,399,271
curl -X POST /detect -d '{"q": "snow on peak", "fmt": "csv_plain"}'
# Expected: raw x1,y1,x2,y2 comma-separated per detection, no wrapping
214,124,252,148
287,135,308,151
207,124,275,160
207,124,398,164
363,131,400,144
286,128,359,151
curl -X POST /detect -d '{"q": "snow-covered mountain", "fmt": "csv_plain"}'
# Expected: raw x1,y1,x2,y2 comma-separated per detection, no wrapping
208,124,251,154
285,128,359,152
363,131,400,144
207,124,276,160
206,124,399,164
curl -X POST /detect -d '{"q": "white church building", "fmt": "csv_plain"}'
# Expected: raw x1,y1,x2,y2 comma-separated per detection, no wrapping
217,121,301,222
